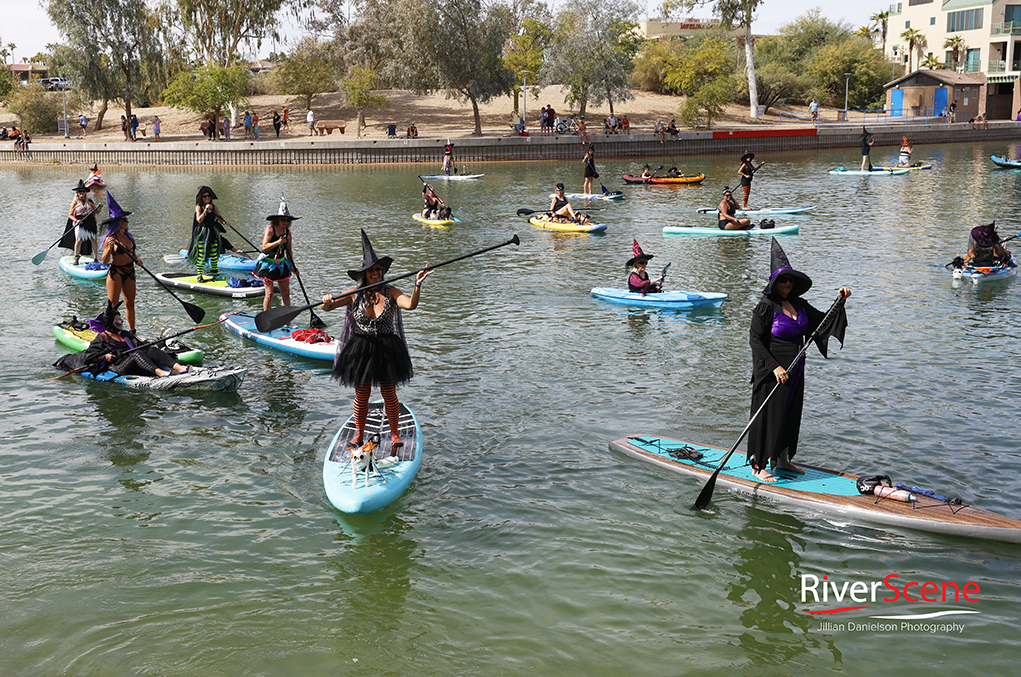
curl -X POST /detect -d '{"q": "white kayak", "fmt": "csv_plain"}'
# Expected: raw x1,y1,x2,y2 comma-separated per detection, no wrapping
828,168,909,176
664,223,800,236
419,174,484,180
951,256,1019,284
548,191,625,201
695,206,815,216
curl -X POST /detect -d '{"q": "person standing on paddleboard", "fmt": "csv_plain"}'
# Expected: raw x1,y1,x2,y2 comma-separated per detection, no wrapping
583,146,598,195
747,239,850,483
321,230,433,466
737,151,763,210
254,199,300,312
188,187,240,282
64,179,100,265
860,127,874,171
626,240,663,294
100,193,141,332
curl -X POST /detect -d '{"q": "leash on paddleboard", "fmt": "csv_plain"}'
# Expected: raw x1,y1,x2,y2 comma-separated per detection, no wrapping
255,234,521,332
691,289,849,512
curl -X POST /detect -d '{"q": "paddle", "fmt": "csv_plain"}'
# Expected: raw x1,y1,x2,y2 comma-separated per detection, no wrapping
47,317,227,380
690,290,849,512
115,244,206,324
516,207,605,216
32,204,102,265
211,213,263,253
642,166,664,184
285,248,327,330
256,234,521,333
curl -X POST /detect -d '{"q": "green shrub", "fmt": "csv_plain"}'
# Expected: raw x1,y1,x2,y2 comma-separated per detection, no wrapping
6,86,66,134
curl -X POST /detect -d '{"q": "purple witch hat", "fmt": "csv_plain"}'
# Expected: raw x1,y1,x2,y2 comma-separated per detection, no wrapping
763,237,812,297
99,192,133,226
970,222,1000,247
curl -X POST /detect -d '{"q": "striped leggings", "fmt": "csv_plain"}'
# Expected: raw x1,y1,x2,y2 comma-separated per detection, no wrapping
195,239,219,277
351,379,403,446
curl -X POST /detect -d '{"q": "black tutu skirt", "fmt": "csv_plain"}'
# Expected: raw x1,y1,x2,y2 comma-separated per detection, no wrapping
332,332,414,387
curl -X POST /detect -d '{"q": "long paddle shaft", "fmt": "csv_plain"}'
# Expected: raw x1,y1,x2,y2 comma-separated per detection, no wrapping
690,291,848,512
586,158,609,194
256,234,520,332
284,249,327,329
212,213,262,253
117,244,206,323
516,207,605,216
32,204,102,265
642,166,664,184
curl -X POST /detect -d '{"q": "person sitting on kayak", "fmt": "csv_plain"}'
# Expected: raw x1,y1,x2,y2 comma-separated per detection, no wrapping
639,164,653,179
963,223,1013,266
666,167,683,178
718,187,752,230
626,240,663,294
56,301,189,378
549,183,589,224
422,183,448,219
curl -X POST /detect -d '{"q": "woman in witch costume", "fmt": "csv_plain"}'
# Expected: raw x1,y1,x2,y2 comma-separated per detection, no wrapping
963,223,1012,265
626,240,663,294
101,193,142,332
188,186,238,282
747,239,850,483
59,179,101,265
320,230,432,465
253,199,299,312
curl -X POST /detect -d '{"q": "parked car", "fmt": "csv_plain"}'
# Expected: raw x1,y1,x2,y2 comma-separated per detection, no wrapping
40,78,71,91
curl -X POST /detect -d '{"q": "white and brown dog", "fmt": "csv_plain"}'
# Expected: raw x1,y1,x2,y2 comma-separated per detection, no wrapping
351,434,383,488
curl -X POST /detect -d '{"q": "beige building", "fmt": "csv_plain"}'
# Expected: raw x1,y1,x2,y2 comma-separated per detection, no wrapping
885,69,988,119
637,19,746,40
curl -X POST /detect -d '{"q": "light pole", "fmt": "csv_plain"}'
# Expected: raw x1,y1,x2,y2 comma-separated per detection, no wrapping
844,72,852,120
520,70,531,134
61,77,69,139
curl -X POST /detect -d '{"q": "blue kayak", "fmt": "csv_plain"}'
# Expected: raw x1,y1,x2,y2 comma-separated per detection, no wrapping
323,402,423,515
591,287,727,309
951,256,1018,284
220,311,336,361
59,256,108,280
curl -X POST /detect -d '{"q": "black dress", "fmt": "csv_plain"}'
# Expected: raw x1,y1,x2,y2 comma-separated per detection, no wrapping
332,287,414,388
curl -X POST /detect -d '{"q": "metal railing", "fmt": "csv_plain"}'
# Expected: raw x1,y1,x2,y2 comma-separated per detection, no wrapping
778,107,971,127
991,21,1021,35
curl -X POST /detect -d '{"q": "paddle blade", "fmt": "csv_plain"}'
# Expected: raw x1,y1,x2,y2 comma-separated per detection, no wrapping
691,472,720,511
256,304,303,333
510,233,520,245
183,302,206,324
309,311,327,330
31,249,50,265
516,208,536,216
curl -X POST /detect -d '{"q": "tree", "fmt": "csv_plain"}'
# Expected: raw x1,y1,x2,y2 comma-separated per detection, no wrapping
680,75,735,128
944,34,965,71
753,62,809,113
664,36,733,95
900,28,924,72
870,10,890,54
340,66,390,137
855,25,878,43
504,16,553,112
806,38,888,110
47,0,162,122
403,0,515,136
273,37,342,110
176,0,294,67
663,0,764,119
163,64,249,139
921,54,944,69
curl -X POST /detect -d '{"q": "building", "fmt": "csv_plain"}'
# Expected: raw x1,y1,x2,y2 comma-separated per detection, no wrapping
885,69,987,119
3,63,48,84
886,0,1020,118
637,18,746,40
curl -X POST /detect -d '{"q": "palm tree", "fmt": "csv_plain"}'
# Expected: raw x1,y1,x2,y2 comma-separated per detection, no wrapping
944,35,966,71
901,28,925,71
871,11,891,53
921,54,944,69
856,25,878,44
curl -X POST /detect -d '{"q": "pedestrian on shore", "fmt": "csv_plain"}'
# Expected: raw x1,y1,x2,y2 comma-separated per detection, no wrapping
809,98,819,123
577,117,588,144
655,119,664,144
253,111,260,139
666,119,679,140
243,111,252,139
78,112,87,138
272,110,281,137
282,106,290,131
121,115,129,141
307,108,316,136
130,115,139,141
153,116,161,141
222,117,230,141
547,104,557,135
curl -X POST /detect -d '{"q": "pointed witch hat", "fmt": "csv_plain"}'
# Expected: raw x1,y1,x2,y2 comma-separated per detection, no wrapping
267,196,301,221
73,178,88,192
763,237,812,297
970,222,1000,247
625,239,654,269
99,192,133,226
347,229,393,280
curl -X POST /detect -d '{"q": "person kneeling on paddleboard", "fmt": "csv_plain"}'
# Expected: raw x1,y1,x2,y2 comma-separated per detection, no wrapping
718,188,752,230
626,240,663,294
321,230,433,467
747,239,851,483
963,222,1013,266
422,183,450,220
549,183,589,224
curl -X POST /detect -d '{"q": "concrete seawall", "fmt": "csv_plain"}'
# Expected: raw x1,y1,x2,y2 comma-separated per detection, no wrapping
2,121,1018,166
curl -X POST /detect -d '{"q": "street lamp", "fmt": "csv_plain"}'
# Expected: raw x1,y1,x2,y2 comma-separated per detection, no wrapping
844,72,852,118
61,77,69,139
520,70,531,134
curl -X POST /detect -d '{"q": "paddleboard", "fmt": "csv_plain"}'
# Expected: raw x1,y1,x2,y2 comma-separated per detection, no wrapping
53,323,205,366
323,401,423,515
872,164,932,171
622,173,706,185
695,206,815,216
591,288,727,309
68,365,247,391
828,168,909,175
172,249,258,272
419,174,484,180
991,155,1021,169
220,311,336,361
951,256,1019,284
58,256,109,280
664,224,799,236
412,213,461,227
154,272,269,298
610,435,1021,544
548,192,626,201
529,215,607,233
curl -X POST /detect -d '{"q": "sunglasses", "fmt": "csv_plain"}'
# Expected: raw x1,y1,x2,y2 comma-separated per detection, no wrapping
777,276,794,283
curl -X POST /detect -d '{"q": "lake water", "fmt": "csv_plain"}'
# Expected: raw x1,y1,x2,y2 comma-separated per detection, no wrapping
3,141,1021,675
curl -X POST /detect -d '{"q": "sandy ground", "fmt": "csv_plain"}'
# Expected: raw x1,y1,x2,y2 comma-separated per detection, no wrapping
2,86,790,142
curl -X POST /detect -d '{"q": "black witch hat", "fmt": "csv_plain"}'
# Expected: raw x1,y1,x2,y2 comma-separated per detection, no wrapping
763,237,813,297
73,178,88,192
347,229,393,280
625,239,654,269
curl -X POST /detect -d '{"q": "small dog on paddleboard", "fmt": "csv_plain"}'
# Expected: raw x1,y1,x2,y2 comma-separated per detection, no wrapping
351,434,383,488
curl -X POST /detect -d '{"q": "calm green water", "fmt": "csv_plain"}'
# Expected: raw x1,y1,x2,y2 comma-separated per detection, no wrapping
3,142,1021,676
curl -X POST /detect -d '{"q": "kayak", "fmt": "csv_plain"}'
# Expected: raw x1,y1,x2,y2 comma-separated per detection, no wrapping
529,215,607,233
695,206,815,216
951,256,1019,284
323,401,423,515
58,256,108,280
53,322,205,366
828,168,909,175
548,191,625,201
991,155,1021,169
419,174,484,180
172,249,258,272
664,223,799,236
154,272,269,299
412,213,461,226
610,435,1021,544
220,311,336,361
591,288,727,309
69,365,247,391
872,164,932,171
622,173,706,185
